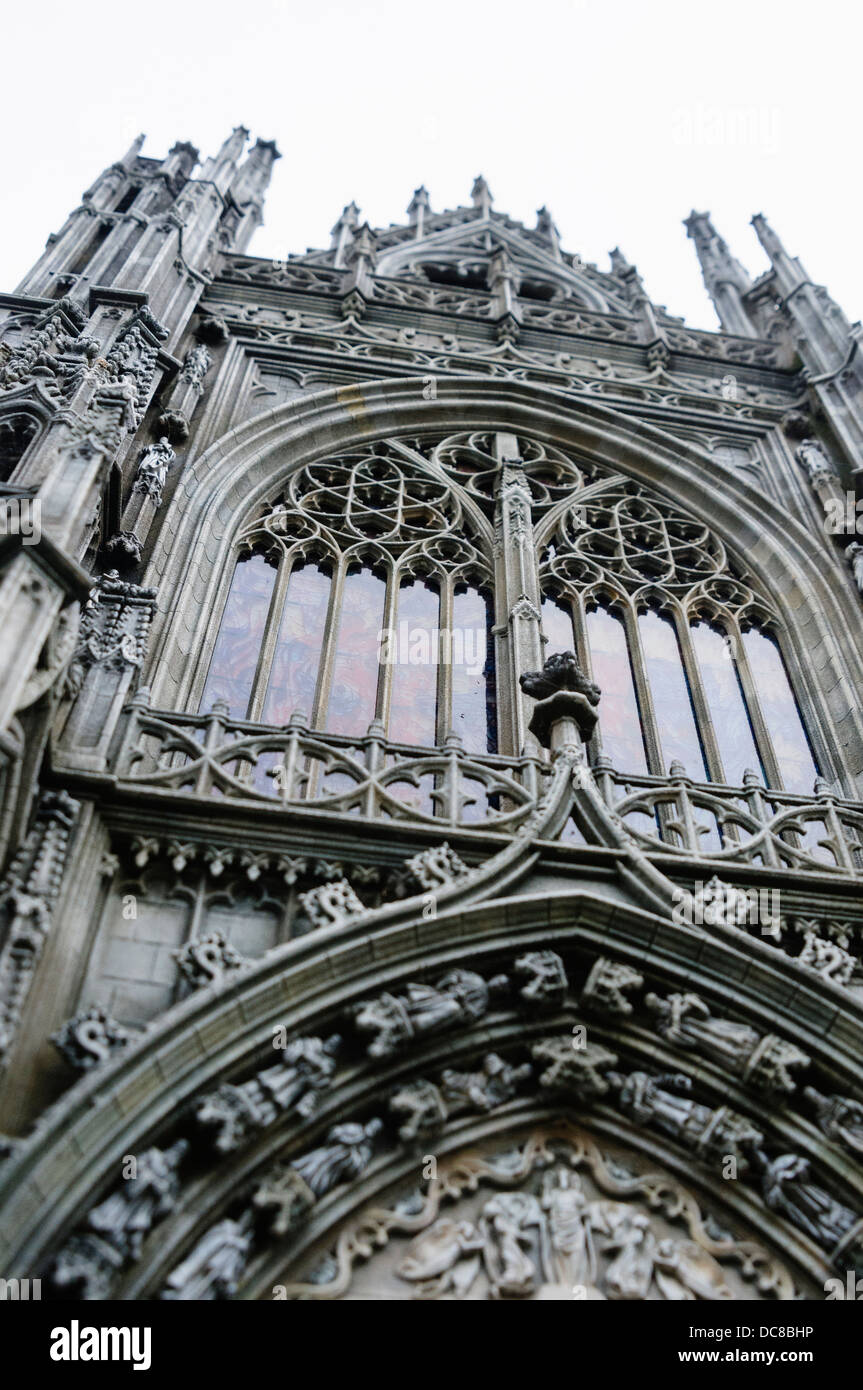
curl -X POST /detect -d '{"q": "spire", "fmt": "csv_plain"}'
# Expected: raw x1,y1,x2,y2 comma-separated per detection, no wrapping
536,206,561,259
229,138,281,209
344,222,377,272
751,212,851,371
609,247,634,276
471,175,493,217
750,212,813,297
121,134,146,169
407,186,431,238
684,210,755,337
162,142,199,180
199,126,249,193
330,202,360,268
609,248,660,343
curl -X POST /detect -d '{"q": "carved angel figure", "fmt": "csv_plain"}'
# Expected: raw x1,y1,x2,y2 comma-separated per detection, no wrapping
481,1191,545,1298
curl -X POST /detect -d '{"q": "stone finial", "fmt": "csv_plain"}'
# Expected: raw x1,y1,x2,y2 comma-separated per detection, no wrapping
407,186,431,225
471,175,493,215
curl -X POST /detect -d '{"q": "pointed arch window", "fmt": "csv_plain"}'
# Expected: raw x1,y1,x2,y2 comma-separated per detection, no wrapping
198,444,497,752
540,480,821,792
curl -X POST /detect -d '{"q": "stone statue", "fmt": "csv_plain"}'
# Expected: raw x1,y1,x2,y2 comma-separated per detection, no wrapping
441,1053,532,1114
804,1086,863,1155
258,1033,341,1114
520,651,600,705
755,1152,859,1251
353,969,509,1058
795,439,833,480
389,1053,530,1142
590,1202,656,1300
397,1218,485,1297
846,542,863,596
539,1166,596,1291
653,1238,733,1300
162,1213,253,1300
609,1070,762,1166
513,950,568,1008
582,958,643,1016
87,1141,189,1259
644,992,809,1094
195,1034,341,1152
481,1191,545,1298
133,436,175,500
292,1118,382,1196
531,1034,618,1100
253,1119,383,1235
389,1078,448,1142
179,342,212,388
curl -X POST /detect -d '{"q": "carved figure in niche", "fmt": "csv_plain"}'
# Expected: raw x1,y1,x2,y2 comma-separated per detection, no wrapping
353,969,508,1057
162,1213,253,1300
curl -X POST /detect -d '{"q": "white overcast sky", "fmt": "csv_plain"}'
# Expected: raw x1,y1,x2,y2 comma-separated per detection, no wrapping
3,0,860,331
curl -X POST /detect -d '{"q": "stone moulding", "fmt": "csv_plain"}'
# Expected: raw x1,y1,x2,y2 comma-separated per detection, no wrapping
2,874,863,1283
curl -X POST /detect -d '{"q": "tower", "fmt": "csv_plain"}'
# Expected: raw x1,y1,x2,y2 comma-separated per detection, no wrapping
0,145,862,1303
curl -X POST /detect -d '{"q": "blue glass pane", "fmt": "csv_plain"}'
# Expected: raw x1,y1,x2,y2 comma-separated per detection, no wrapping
541,596,575,656
451,588,495,754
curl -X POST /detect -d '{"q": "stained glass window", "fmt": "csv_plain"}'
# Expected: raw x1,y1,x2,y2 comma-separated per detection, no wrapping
262,564,331,725
541,596,575,656
742,629,819,794
690,621,763,786
638,609,707,779
451,587,495,754
389,577,440,746
199,554,276,718
586,606,648,774
326,567,387,736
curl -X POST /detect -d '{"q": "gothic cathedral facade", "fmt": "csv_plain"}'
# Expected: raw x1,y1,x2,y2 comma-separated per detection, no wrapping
0,129,862,1301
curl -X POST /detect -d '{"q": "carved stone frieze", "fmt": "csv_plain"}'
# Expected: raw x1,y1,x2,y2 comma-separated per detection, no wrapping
280,1123,799,1300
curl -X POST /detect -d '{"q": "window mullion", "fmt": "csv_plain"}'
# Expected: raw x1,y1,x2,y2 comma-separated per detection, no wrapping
437,577,453,744
376,561,399,734
677,614,726,783
625,602,664,776
314,556,346,730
